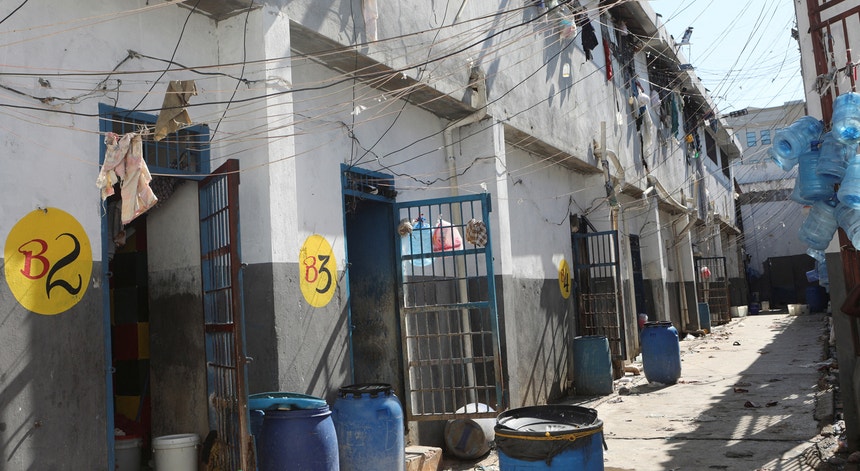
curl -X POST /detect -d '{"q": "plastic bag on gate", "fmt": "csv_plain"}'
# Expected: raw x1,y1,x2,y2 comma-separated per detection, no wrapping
432,219,463,252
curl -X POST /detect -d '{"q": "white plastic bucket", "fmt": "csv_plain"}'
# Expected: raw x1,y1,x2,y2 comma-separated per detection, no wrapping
788,304,810,316
115,436,141,471
152,433,199,471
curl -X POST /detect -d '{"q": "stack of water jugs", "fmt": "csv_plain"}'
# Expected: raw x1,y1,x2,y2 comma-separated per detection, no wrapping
769,92,860,292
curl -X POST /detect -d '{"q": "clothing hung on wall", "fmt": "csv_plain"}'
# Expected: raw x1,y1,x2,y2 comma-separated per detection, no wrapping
97,132,159,225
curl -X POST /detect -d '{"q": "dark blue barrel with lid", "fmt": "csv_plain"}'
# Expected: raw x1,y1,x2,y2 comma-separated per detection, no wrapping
332,383,404,471
250,392,339,471
640,321,681,384
495,405,604,470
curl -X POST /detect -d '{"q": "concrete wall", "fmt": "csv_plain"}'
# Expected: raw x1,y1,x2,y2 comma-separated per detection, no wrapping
0,272,105,469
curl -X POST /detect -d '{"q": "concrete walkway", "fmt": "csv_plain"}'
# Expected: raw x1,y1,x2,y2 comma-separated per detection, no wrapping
573,312,833,471
443,312,837,470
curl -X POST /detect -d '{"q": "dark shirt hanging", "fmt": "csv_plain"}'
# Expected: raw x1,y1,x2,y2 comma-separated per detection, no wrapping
581,21,598,60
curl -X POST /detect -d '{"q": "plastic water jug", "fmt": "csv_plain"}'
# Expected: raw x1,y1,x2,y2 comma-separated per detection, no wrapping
838,154,860,209
832,92,860,144
772,116,823,161
806,247,825,262
836,203,860,249
769,146,797,171
793,144,837,203
798,200,838,250
817,132,852,180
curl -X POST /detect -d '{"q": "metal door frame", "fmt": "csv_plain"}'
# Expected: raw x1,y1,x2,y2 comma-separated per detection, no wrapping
394,193,504,420
199,159,253,470
572,230,627,360
694,256,730,326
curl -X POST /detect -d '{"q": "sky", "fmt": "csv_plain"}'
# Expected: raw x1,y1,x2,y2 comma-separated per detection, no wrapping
648,0,805,113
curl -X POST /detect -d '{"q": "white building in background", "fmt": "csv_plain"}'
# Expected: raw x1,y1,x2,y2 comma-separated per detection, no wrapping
728,101,812,304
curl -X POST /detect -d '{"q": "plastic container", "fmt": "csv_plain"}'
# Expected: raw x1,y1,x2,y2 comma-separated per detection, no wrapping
769,146,797,171
572,335,613,396
832,92,860,144
115,435,142,471
807,247,825,262
152,434,199,471
798,200,839,250
819,260,830,289
772,116,823,161
254,392,339,471
836,203,860,249
838,155,860,209
793,144,838,203
444,403,496,460
403,218,432,267
640,321,681,384
332,384,404,470
806,286,828,312
697,302,711,331
495,405,604,470
817,132,852,180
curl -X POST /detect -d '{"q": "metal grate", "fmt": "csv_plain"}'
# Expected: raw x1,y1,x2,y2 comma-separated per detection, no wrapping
572,230,627,360
695,256,730,326
199,160,252,471
395,194,503,420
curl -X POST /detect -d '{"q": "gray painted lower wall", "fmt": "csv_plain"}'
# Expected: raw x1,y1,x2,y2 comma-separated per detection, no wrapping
498,275,574,409
244,262,351,405
0,264,107,470
148,267,209,439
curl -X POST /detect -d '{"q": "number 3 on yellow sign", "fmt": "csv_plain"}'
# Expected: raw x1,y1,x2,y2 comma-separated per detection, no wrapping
299,234,337,308
558,258,571,299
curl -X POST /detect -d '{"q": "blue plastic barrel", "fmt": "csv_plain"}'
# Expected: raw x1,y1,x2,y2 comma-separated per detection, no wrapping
252,392,339,471
331,384,404,471
640,321,681,384
572,336,613,396
495,405,604,470
806,286,827,312
697,303,711,332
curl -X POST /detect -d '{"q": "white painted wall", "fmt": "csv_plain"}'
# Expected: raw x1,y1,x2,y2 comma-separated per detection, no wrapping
741,201,808,275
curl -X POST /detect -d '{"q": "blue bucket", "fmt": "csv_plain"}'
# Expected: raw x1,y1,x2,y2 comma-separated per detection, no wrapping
806,286,827,312
572,335,613,396
495,405,604,470
252,392,339,471
641,321,681,384
332,384,404,471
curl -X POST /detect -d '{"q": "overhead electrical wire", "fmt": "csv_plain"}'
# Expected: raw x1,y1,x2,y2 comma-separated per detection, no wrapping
0,0,803,247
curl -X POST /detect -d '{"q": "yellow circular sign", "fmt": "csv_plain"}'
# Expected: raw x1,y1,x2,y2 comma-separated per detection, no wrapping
559,258,571,299
4,208,92,315
299,234,337,308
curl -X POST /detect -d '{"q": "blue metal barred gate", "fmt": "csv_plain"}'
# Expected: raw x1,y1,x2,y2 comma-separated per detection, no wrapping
394,193,504,420
198,159,253,470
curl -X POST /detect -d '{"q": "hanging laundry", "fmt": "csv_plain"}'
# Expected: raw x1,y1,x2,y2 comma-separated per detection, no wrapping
97,132,159,225
603,34,613,80
154,80,197,142
363,0,379,42
465,219,488,247
581,21,599,60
